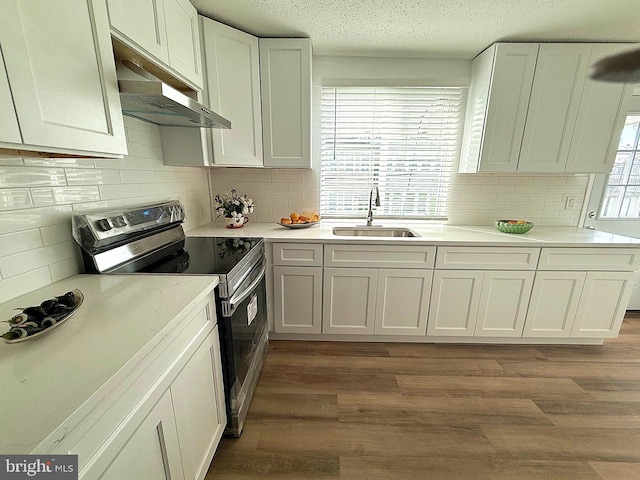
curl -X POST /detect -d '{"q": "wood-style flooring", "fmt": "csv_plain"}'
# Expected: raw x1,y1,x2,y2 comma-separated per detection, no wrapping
206,313,640,479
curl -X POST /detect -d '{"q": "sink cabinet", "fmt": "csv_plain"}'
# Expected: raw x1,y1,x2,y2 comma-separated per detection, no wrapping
269,241,639,343
460,42,632,174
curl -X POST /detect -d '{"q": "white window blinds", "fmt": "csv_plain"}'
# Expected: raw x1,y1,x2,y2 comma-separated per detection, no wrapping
320,86,465,218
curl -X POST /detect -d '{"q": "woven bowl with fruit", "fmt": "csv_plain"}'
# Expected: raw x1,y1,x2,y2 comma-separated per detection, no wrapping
494,219,534,234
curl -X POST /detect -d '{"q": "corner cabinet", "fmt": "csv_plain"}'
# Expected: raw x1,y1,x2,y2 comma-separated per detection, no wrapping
107,0,203,89
199,17,312,168
0,0,127,157
460,42,632,174
260,38,312,168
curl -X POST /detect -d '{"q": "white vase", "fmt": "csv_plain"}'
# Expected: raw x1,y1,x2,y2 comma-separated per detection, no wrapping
225,215,249,228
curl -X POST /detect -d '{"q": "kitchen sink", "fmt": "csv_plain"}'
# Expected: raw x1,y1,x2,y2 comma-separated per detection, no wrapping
332,227,419,237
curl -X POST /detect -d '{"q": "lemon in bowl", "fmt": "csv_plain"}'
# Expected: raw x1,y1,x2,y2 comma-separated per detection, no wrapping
494,219,534,234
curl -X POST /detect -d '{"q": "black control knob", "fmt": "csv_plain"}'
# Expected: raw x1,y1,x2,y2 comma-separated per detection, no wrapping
95,218,113,231
111,215,127,228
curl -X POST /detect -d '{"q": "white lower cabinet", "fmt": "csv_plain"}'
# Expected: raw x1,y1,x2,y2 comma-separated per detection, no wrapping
170,327,226,480
79,298,225,480
273,266,323,334
427,270,483,336
322,267,433,336
99,391,184,480
524,271,586,337
375,269,432,336
572,271,637,338
428,270,533,337
323,267,378,334
475,271,534,337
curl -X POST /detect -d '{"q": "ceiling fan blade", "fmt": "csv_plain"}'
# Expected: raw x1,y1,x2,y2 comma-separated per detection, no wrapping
590,46,640,82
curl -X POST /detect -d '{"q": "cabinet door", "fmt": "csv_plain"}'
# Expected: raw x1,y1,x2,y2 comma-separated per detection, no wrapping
475,271,534,337
375,269,432,336
260,38,312,168
201,18,263,166
518,44,591,172
274,266,323,334
323,267,377,334
571,271,637,338
170,327,226,480
464,43,538,173
164,0,203,89
0,0,127,156
0,45,21,144
99,391,184,480
565,44,633,173
524,271,586,338
107,0,169,63
427,270,483,337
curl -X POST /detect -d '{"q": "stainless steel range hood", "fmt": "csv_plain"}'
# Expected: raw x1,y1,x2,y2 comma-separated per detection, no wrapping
117,61,231,129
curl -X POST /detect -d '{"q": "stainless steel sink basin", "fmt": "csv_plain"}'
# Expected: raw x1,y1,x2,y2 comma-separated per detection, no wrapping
332,227,419,237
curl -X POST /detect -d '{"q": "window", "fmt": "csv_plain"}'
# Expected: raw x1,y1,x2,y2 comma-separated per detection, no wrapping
320,86,465,219
601,113,640,218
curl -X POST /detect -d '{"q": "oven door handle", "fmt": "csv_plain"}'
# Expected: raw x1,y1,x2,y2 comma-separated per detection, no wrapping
226,263,266,315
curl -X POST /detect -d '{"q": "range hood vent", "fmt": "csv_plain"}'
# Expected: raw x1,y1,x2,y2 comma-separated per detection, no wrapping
117,61,231,129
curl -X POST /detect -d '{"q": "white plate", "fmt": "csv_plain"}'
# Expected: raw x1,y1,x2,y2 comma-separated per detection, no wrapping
3,289,84,344
277,221,320,229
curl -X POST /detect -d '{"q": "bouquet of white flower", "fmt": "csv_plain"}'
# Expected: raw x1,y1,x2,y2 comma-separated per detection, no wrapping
214,189,255,218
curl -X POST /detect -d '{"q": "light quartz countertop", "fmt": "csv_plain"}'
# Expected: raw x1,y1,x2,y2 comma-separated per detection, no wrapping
0,274,218,454
188,220,640,247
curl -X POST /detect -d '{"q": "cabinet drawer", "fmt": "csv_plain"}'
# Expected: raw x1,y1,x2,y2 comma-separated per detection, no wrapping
273,243,323,266
539,248,640,271
435,247,540,270
324,244,436,268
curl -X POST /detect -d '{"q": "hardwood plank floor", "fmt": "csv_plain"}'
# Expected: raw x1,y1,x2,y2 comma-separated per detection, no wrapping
206,315,640,479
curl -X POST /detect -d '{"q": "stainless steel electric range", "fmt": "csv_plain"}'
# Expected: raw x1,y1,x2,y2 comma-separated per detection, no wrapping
72,200,267,436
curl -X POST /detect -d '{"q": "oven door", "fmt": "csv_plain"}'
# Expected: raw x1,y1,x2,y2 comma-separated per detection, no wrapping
215,258,268,435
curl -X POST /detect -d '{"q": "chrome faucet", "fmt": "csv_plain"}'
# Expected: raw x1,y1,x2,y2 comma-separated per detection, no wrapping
366,185,381,226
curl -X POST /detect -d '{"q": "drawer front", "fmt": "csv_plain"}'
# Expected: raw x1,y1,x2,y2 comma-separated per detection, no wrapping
539,248,640,271
435,247,540,270
324,244,436,268
273,243,323,266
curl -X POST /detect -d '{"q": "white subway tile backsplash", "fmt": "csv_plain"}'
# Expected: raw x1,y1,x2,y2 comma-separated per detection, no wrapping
0,188,32,211
31,186,101,207
0,241,77,279
24,158,95,168
0,206,73,235
66,169,121,185
0,267,52,304
0,167,67,188
0,117,212,301
0,157,24,166
0,229,43,257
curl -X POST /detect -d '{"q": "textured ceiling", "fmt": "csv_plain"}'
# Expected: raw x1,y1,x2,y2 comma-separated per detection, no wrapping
192,0,640,58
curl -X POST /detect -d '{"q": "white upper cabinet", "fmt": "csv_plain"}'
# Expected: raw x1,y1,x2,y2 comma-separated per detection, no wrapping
565,44,634,173
201,18,264,166
107,0,203,89
0,0,127,157
107,0,169,64
459,42,633,174
0,46,21,144
459,43,538,173
260,38,312,168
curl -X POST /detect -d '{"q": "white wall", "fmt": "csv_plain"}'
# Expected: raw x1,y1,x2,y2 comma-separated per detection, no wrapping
0,117,213,303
